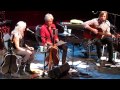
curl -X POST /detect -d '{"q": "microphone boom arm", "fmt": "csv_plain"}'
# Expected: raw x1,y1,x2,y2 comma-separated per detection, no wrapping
26,28,48,39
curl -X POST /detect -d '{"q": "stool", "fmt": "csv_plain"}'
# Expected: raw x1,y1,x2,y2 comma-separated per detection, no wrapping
101,44,119,61
101,44,108,60
86,39,96,58
113,51,119,62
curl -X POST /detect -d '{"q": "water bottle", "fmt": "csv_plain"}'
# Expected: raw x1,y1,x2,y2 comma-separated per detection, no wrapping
63,25,68,34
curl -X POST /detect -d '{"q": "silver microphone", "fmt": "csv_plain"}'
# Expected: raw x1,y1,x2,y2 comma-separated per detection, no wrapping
26,28,34,34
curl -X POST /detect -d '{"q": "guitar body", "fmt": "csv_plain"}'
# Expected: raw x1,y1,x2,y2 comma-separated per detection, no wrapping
45,45,59,70
83,29,93,39
83,26,103,39
1,53,18,74
51,47,59,65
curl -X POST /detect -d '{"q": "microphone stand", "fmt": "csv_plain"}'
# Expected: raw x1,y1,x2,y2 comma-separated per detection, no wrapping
92,11,120,29
111,26,120,51
107,12,120,50
108,12,120,27
27,29,48,41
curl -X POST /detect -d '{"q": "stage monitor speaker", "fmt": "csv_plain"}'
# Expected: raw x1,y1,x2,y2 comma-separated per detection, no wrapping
48,63,70,79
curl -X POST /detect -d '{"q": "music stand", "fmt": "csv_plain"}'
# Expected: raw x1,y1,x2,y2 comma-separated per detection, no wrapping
64,33,92,78
69,34,79,69
58,33,80,69
58,23,92,78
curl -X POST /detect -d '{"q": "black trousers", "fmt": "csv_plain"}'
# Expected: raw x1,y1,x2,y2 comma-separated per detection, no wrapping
94,37,113,62
58,44,68,64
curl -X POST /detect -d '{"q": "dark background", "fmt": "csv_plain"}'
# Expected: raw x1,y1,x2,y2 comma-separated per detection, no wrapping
1,0,120,32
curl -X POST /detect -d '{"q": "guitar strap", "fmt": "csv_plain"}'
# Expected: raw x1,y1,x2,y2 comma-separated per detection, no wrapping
47,27,54,44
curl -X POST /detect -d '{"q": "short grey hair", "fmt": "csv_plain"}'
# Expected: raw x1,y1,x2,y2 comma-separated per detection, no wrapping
44,13,54,21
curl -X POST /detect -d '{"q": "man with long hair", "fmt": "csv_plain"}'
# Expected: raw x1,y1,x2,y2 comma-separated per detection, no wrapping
83,11,116,65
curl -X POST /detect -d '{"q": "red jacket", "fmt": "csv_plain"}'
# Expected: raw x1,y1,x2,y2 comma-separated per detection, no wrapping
40,24,59,45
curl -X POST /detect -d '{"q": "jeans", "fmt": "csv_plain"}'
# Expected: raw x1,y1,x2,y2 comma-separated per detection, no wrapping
94,37,113,62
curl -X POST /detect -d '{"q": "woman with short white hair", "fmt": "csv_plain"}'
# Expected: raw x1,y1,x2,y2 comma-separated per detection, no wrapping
11,21,35,75
40,13,68,70
44,13,54,21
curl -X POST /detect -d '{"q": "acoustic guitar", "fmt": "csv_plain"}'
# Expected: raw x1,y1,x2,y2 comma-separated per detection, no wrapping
1,39,18,74
1,53,18,74
84,27,106,39
84,27,113,45
45,45,59,70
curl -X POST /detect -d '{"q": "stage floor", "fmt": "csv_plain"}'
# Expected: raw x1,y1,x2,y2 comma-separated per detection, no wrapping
0,43,120,79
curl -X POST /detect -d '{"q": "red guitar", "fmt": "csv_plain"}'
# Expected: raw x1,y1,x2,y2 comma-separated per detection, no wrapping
45,45,59,70
83,26,113,45
83,26,111,40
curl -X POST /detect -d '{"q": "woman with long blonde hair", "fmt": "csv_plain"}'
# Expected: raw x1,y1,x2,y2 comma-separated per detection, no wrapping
11,21,35,75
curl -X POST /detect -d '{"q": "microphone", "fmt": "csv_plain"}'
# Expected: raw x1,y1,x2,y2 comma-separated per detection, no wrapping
92,11,98,14
26,28,34,34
